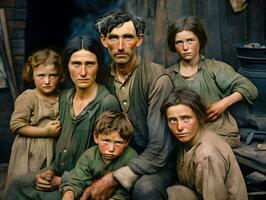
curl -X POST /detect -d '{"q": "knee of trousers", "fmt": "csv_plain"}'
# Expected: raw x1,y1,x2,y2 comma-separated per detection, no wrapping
133,175,161,195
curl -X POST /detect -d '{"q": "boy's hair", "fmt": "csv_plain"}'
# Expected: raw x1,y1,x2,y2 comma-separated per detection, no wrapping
94,111,134,141
23,48,65,83
96,10,145,37
167,16,208,52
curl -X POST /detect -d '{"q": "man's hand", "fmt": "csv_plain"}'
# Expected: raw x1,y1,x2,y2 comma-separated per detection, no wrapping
35,169,61,191
80,172,118,200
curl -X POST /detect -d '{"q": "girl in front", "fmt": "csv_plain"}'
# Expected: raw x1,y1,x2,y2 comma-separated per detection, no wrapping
5,49,65,189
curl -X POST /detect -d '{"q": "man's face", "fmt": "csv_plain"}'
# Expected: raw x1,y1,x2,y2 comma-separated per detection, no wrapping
100,21,143,67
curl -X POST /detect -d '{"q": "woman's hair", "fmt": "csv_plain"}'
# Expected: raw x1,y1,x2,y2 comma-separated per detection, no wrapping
162,88,207,127
63,36,104,82
23,48,65,83
167,16,208,52
94,110,134,141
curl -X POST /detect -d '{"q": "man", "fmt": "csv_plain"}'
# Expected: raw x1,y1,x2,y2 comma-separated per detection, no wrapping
81,10,175,200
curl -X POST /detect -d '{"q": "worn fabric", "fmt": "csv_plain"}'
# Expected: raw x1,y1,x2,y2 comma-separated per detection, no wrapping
112,58,139,112
104,56,176,195
167,55,258,148
6,89,59,188
132,161,176,200
167,185,198,200
4,172,62,200
4,84,120,200
169,129,248,200
230,0,248,12
47,84,120,177
61,145,137,199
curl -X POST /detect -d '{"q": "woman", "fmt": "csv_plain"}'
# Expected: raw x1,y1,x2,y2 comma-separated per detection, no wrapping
162,88,248,200
4,36,120,200
167,16,258,148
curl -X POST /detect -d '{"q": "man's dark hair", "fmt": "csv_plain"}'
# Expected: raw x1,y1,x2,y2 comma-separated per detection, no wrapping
96,10,145,37
167,16,208,52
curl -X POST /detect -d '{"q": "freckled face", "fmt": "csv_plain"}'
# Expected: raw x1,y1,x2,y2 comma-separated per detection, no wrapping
166,104,200,145
94,131,129,163
175,30,200,62
33,64,59,96
68,49,98,90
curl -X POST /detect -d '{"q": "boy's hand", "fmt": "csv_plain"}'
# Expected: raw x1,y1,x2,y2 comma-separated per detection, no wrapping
80,172,118,200
62,190,75,200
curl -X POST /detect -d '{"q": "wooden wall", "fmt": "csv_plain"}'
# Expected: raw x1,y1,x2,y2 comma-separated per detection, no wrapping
125,0,266,70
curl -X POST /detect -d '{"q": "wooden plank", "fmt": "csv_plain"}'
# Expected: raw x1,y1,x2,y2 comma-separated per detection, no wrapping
246,0,265,41
233,143,266,174
154,0,167,65
0,0,16,7
0,8,18,101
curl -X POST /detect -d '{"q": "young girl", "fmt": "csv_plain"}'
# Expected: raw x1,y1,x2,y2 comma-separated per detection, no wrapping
5,49,65,188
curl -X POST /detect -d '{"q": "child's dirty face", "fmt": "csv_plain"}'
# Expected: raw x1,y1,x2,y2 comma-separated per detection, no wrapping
33,64,60,95
94,131,129,164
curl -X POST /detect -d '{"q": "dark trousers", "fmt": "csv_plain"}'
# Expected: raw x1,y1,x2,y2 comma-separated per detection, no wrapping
132,160,176,200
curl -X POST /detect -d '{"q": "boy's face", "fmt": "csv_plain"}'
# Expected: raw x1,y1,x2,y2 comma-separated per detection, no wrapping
94,131,129,164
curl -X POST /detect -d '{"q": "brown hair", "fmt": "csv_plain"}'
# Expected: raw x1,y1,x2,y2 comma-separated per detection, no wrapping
167,16,208,52
23,48,65,84
94,111,134,141
162,88,207,127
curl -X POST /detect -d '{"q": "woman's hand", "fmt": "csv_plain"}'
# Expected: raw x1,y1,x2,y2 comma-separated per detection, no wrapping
35,169,61,191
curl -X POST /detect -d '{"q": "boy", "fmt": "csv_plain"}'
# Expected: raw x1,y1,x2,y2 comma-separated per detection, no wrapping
61,111,137,200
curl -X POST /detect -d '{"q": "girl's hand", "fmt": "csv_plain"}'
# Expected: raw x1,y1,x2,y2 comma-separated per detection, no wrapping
207,99,228,121
45,120,61,136
207,92,243,121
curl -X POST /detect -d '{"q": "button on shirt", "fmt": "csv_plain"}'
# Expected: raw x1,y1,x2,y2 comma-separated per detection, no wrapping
111,63,138,112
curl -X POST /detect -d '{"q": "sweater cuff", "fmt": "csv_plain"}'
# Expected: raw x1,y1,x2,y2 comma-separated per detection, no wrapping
113,166,139,191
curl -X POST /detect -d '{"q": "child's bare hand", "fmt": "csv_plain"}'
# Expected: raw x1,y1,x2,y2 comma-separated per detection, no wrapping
45,120,61,137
